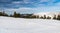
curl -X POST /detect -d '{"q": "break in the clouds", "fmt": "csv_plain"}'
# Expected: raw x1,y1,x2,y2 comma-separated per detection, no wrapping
0,0,60,14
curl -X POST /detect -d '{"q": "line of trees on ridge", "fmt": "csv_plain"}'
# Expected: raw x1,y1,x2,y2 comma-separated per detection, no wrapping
0,11,60,20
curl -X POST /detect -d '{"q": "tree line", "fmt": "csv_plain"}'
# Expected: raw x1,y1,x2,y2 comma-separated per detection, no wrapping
0,11,60,20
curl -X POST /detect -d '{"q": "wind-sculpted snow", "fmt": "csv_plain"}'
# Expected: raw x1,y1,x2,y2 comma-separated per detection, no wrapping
0,16,60,33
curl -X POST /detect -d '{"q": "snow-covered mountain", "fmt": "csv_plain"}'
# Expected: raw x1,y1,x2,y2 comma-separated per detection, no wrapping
0,16,60,33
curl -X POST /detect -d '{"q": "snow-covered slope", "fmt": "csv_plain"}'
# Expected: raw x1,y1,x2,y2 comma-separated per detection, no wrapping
0,16,60,33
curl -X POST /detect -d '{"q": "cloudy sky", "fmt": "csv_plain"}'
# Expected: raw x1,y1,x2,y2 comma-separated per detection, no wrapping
0,0,60,14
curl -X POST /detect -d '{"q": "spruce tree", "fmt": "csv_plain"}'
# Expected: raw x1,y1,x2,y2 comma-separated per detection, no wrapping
47,16,51,19
57,15,60,20
43,15,46,19
40,16,43,19
53,15,56,19
14,11,17,17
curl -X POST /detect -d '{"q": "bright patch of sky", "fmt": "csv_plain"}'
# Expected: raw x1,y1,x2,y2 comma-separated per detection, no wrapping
0,0,60,14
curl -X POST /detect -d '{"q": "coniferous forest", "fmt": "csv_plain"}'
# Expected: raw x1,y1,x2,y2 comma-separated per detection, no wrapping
0,11,60,20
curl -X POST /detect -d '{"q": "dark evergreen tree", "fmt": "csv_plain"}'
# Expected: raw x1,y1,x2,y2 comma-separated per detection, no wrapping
0,11,8,16
31,15,36,18
13,12,21,17
40,16,43,19
36,15,39,18
57,15,60,20
14,11,17,17
16,13,20,17
47,16,51,19
0,12,3,16
43,15,46,19
53,15,56,19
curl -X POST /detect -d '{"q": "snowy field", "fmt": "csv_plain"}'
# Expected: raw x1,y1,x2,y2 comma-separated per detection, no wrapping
0,16,60,33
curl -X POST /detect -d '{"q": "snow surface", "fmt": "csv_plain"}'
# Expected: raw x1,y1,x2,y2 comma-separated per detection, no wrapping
0,16,60,33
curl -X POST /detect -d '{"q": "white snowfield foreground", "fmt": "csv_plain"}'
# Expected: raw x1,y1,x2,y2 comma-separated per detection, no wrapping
0,16,60,33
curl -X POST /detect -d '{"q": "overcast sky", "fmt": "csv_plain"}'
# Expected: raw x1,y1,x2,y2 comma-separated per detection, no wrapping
0,0,60,14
